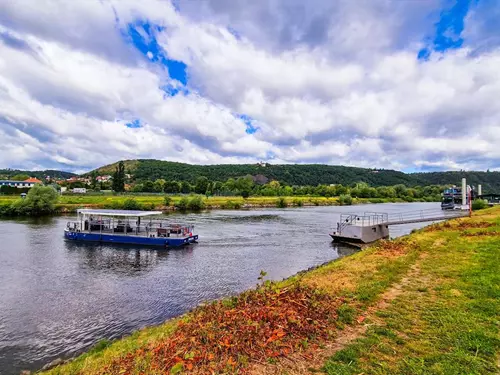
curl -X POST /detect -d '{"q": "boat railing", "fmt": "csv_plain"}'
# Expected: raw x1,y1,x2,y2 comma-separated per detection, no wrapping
338,213,388,233
67,219,194,238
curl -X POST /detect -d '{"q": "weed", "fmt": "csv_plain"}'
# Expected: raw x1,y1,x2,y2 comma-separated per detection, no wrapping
276,197,287,208
337,304,356,325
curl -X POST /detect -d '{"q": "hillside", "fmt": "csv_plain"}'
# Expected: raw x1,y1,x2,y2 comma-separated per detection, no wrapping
412,171,500,193
87,159,500,191
0,169,76,180
88,159,418,186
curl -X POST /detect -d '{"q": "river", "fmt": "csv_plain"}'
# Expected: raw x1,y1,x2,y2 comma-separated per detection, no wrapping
0,202,441,374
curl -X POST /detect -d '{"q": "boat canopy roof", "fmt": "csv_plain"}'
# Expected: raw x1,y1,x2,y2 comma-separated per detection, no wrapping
77,209,163,217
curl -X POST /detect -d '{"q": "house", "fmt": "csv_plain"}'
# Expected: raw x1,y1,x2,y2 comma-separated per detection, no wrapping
24,177,43,185
0,177,42,188
97,175,112,182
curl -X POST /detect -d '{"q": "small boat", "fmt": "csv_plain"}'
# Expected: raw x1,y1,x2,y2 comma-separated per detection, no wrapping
64,209,198,247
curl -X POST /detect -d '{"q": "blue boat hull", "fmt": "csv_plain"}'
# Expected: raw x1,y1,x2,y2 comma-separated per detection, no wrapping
64,230,198,247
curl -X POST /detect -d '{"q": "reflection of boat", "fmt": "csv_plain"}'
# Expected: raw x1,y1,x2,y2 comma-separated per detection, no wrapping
65,209,198,247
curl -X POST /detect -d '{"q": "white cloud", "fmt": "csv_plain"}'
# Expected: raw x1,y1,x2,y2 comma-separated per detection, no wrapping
0,0,499,173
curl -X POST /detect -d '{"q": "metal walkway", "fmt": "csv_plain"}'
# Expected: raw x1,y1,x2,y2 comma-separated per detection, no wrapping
384,209,469,225
332,209,469,244
339,208,468,228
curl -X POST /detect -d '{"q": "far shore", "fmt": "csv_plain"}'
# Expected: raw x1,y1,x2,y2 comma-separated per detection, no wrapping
0,194,437,217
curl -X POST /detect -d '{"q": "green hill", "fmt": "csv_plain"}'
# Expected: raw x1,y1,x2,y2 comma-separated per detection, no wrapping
87,159,500,192
412,171,500,193
0,169,76,180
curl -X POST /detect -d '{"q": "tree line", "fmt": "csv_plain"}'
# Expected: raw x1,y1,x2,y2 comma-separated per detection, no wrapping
118,176,443,202
90,159,500,191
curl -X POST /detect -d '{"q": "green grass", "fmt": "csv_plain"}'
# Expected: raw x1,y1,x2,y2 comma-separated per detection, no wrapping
323,209,500,375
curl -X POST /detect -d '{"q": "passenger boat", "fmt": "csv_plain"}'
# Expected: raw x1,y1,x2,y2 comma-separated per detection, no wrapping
441,186,475,210
64,209,198,247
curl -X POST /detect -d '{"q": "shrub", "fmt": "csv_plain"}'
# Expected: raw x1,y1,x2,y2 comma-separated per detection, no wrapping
175,197,189,211
164,196,172,206
338,194,353,206
471,199,487,211
222,200,242,209
292,198,304,207
276,197,287,208
188,196,206,211
310,198,320,206
123,198,142,210
4,185,59,216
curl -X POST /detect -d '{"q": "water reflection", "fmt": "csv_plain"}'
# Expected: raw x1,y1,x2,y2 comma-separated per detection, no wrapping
64,242,196,275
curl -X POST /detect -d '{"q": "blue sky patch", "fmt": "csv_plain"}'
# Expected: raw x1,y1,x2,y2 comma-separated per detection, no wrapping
418,0,471,59
237,114,259,134
160,83,190,97
125,119,142,128
126,20,188,85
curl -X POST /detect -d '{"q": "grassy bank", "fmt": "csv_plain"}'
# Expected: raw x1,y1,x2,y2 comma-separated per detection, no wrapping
39,206,500,374
0,194,427,215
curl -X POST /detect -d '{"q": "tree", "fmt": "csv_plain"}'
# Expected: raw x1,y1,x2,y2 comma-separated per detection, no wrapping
112,161,125,192
90,171,98,190
224,178,236,192
235,176,254,197
181,181,192,194
142,180,155,192
269,180,281,190
11,185,59,216
153,179,165,193
194,177,210,194
11,174,30,181
164,181,181,194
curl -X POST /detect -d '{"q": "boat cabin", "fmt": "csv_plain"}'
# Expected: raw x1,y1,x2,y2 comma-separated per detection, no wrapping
65,209,198,247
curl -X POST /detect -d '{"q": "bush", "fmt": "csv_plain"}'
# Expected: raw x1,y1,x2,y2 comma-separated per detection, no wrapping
175,197,189,211
188,196,206,211
338,194,353,206
471,199,487,211
164,196,172,206
292,198,304,207
3,185,59,216
310,198,320,206
222,200,242,209
123,198,142,210
276,197,287,208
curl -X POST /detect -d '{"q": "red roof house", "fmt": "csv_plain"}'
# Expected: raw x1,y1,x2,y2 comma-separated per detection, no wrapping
24,177,43,184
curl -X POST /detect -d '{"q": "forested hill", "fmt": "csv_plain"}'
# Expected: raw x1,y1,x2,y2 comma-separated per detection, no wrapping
88,159,500,191
0,169,76,180
411,171,500,192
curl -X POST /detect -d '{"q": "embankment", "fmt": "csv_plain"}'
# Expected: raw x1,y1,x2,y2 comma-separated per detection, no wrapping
1,194,432,216
39,207,500,374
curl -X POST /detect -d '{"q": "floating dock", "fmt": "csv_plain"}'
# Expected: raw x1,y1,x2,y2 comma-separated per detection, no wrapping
331,209,468,244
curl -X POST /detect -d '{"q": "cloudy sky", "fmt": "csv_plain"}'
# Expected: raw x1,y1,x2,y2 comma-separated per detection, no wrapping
0,0,499,173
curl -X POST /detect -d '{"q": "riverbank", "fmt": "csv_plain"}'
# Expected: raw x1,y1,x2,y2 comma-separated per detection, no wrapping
40,206,499,374
0,194,432,215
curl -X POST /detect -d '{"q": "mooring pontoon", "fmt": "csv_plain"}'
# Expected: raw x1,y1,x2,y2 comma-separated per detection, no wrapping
64,209,198,247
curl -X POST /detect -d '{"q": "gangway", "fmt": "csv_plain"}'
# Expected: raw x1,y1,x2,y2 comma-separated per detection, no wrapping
331,208,468,244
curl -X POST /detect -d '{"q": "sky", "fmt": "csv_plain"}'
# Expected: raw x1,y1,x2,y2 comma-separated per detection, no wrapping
0,0,499,173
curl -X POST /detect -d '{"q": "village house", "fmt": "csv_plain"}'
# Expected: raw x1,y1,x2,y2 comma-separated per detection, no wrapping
0,177,43,188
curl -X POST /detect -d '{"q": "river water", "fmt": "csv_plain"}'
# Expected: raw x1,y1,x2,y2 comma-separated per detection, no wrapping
0,203,441,374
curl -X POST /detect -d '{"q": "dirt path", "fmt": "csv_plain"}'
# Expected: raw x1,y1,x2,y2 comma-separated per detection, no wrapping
250,255,426,375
